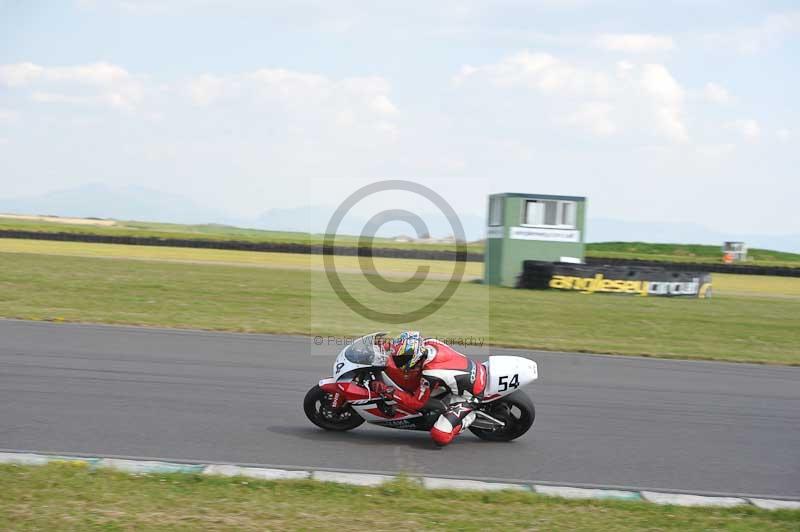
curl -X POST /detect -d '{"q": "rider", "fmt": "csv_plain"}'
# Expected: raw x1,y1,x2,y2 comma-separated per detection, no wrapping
370,331,487,446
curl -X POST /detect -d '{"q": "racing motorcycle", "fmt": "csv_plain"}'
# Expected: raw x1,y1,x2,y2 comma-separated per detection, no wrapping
304,332,538,441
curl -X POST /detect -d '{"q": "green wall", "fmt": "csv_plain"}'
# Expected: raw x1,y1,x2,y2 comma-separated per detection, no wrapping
484,193,587,287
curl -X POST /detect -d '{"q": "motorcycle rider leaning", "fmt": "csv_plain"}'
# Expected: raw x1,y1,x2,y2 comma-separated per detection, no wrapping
370,331,487,446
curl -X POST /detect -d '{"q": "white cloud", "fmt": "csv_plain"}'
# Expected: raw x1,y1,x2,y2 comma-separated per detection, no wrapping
30,92,89,105
616,60,634,73
455,52,689,142
776,129,791,142
369,95,398,115
0,62,145,110
595,33,676,53
187,74,231,106
183,68,398,137
454,51,611,95
703,82,732,104
652,106,688,143
639,63,683,103
0,61,132,87
0,61,399,152
706,10,800,54
0,109,18,122
728,119,761,140
696,143,735,159
0,62,44,87
638,64,687,142
564,102,617,136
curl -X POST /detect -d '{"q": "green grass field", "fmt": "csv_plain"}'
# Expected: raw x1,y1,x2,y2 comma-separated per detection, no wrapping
2,243,799,364
1,464,797,531
2,215,799,266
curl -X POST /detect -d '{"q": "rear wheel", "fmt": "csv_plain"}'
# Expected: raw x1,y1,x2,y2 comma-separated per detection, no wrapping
304,385,365,431
469,390,535,442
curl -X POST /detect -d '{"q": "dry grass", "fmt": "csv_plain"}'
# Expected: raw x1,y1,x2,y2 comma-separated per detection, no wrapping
2,238,799,297
0,238,483,278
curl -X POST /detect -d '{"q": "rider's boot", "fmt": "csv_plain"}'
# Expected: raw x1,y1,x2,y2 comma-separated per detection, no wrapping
430,403,475,447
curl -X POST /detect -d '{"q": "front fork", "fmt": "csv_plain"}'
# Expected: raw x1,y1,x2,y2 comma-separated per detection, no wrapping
321,373,392,414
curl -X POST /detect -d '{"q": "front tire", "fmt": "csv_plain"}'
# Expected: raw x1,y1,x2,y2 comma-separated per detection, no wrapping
469,390,535,442
304,385,365,431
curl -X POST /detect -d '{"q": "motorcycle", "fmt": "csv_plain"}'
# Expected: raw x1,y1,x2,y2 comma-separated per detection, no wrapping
304,332,538,442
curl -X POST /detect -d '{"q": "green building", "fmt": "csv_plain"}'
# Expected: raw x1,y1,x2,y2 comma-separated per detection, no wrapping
484,193,588,286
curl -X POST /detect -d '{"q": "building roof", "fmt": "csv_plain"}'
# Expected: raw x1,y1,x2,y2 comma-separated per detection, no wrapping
490,192,587,202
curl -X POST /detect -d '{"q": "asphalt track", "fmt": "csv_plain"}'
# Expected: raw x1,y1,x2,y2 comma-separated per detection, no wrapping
1,320,798,498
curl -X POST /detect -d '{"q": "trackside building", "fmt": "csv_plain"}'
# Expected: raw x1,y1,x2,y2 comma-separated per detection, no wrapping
484,193,587,286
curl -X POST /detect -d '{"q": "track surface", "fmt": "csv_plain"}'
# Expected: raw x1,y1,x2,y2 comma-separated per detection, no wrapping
1,320,799,497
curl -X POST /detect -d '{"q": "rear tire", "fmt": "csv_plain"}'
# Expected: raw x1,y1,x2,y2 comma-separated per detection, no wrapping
469,390,535,442
304,385,365,431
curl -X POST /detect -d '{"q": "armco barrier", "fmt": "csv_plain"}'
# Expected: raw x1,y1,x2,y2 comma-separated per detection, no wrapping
1,229,798,277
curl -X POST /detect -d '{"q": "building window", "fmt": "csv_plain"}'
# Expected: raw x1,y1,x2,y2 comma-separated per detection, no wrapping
488,196,504,226
524,200,576,228
560,201,575,227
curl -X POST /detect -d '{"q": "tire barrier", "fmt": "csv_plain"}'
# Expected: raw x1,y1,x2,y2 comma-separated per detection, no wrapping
0,229,483,262
584,256,800,278
519,260,713,298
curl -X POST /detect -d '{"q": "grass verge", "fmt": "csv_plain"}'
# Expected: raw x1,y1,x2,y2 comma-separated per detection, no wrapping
1,250,799,364
1,463,797,531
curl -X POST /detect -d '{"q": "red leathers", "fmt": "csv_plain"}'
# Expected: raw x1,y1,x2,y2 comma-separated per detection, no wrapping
372,338,487,446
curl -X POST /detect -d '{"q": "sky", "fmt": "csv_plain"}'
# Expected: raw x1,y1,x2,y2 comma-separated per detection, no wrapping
1,0,799,236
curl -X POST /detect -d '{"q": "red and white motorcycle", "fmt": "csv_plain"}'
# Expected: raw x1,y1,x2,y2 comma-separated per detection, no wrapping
304,332,538,441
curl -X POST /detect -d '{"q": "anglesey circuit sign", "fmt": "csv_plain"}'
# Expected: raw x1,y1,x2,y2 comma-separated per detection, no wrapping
519,261,713,299
549,273,712,298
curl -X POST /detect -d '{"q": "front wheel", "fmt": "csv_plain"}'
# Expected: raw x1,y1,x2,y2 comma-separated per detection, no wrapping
304,385,365,431
469,390,535,442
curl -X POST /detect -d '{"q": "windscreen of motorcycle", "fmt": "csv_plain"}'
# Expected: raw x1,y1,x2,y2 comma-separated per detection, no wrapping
332,333,390,381
343,333,390,366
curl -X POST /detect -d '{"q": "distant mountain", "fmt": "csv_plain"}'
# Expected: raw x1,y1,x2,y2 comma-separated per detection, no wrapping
1,184,796,252
0,183,239,226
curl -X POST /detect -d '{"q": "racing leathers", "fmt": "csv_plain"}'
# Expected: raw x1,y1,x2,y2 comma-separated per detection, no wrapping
373,338,487,446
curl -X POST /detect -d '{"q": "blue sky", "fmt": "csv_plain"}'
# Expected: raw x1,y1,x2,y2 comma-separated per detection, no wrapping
1,1,799,236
